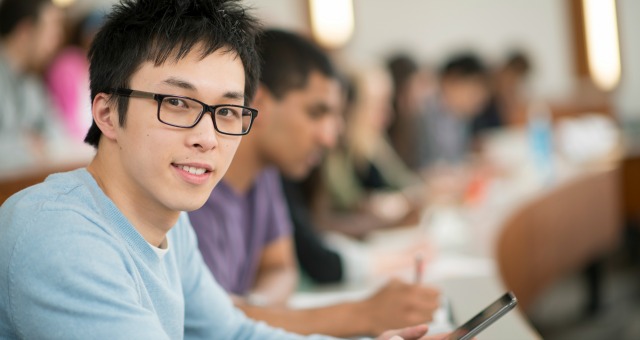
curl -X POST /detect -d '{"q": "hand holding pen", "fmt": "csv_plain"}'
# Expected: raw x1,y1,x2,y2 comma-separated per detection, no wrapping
415,252,425,285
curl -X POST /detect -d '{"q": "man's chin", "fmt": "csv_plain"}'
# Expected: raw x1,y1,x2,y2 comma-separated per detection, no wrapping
174,191,213,212
282,167,310,181
178,200,208,212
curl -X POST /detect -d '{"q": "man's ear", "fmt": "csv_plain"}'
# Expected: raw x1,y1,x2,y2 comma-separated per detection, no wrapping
92,93,119,141
250,85,273,127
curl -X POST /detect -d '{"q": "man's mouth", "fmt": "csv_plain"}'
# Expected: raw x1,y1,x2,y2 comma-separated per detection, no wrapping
307,150,324,167
175,165,208,175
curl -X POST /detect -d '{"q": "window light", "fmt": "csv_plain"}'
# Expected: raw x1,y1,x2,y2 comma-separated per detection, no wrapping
582,0,621,91
309,0,354,49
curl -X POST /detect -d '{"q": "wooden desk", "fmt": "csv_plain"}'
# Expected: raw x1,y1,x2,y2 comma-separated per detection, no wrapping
0,141,94,205
290,254,542,339
496,166,622,310
622,153,640,227
0,161,90,205
440,274,542,340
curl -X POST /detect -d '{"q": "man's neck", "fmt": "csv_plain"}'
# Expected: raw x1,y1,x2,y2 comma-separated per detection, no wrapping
87,152,177,248
222,137,266,194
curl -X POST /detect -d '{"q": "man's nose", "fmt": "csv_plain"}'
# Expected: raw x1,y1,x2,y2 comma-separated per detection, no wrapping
189,113,219,151
318,116,339,149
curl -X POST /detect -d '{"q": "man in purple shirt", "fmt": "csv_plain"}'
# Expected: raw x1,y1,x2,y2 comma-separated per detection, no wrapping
190,167,291,295
188,29,442,338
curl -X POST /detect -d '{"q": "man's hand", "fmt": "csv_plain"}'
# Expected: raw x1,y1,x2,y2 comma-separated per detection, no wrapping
376,324,450,340
361,279,441,335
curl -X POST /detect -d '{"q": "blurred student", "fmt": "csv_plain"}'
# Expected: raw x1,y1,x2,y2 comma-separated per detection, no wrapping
470,50,532,139
0,0,65,169
386,54,433,171
282,167,349,284
188,29,441,338
417,53,490,170
282,67,430,283
46,9,106,142
319,67,426,239
282,160,431,286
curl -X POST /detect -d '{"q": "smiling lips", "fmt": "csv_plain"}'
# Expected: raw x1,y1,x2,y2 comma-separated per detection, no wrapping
307,150,323,168
176,164,208,175
172,163,213,185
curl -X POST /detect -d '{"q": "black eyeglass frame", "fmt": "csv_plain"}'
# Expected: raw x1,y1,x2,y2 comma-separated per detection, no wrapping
109,88,258,136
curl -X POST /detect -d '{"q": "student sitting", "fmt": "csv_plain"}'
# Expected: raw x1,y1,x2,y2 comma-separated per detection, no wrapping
188,29,442,338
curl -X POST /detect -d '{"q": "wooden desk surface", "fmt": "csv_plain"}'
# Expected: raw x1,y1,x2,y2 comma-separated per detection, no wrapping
0,161,89,205
496,165,622,310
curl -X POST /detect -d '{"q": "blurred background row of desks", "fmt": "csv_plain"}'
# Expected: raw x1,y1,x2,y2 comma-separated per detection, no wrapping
0,143,94,204
290,123,626,339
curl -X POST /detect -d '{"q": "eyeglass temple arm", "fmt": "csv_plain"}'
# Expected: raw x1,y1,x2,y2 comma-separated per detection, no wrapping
111,88,156,100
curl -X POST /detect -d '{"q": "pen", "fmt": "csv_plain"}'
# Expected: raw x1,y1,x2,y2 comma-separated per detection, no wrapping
414,252,424,285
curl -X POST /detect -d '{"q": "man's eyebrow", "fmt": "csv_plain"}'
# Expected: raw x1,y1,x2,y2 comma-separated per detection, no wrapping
162,77,196,90
311,102,331,113
162,77,245,102
223,91,246,101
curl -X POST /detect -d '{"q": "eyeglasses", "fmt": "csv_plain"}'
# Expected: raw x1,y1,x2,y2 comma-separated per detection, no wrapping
109,88,258,136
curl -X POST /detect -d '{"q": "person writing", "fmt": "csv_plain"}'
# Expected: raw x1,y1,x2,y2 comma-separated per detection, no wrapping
188,29,442,338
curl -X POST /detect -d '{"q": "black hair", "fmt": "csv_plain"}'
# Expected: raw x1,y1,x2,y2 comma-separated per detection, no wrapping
385,53,419,122
439,52,487,78
258,29,338,99
504,50,531,75
0,0,52,38
386,53,418,94
84,0,261,147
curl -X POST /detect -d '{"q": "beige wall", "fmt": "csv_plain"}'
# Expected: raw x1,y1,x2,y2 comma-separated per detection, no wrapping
75,0,640,117
248,0,573,100
246,0,638,117
616,0,640,118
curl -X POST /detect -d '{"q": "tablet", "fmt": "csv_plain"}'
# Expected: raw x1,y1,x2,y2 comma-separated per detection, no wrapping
445,292,518,340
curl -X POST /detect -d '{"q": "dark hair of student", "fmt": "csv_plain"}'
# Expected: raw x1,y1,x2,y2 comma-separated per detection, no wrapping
386,54,419,96
504,50,531,75
0,0,53,38
258,29,338,99
385,53,419,135
439,52,488,78
84,0,262,147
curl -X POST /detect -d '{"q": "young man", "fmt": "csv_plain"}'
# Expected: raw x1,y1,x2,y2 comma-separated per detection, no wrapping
188,29,442,338
0,1,442,339
416,53,490,170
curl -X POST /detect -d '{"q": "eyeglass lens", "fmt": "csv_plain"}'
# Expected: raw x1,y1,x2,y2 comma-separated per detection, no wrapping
159,97,252,134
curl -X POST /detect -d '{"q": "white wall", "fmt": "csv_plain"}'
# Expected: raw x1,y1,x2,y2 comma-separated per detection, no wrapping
248,0,573,100
363,0,572,100
243,0,307,33
78,0,639,117
615,0,640,119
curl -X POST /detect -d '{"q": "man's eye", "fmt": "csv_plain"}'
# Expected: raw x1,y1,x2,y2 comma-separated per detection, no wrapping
167,98,189,108
308,109,327,119
217,107,241,118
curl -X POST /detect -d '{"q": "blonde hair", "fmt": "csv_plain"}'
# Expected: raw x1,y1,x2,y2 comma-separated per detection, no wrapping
344,65,393,172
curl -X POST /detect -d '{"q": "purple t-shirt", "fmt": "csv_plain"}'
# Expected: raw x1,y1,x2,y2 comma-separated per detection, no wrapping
188,167,292,295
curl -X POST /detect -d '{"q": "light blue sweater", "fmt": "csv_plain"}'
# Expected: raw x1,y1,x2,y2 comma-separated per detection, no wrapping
0,169,334,339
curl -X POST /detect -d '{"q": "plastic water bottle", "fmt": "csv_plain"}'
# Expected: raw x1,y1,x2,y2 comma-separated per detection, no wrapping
527,101,554,185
